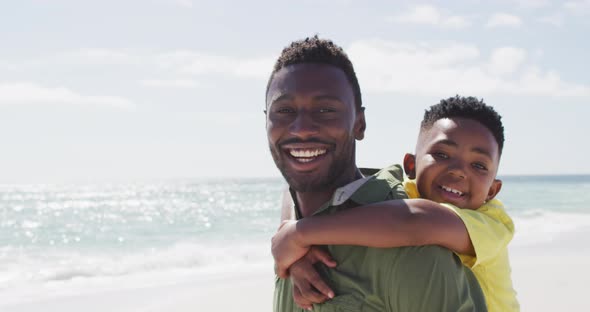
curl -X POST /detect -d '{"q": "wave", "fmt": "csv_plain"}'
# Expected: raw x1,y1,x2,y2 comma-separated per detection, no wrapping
511,211,590,246
0,240,271,288
2,210,589,289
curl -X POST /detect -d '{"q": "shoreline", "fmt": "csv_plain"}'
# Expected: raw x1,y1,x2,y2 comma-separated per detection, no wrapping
2,234,589,311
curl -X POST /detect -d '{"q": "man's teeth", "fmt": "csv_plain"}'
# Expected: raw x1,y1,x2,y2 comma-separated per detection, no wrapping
289,149,327,160
441,185,464,196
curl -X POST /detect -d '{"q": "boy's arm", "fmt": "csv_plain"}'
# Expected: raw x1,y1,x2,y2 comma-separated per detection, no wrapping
272,198,474,277
291,198,474,254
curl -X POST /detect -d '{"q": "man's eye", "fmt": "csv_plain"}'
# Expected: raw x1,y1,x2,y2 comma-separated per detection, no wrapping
319,108,336,113
276,107,295,114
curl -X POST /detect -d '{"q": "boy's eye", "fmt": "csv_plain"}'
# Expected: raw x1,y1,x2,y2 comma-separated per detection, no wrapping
472,163,488,171
318,108,336,113
433,152,449,159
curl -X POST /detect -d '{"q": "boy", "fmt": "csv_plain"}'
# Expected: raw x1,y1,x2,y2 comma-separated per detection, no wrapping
272,96,519,311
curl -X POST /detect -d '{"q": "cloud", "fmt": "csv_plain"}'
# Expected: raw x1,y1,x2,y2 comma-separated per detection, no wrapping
514,0,551,8
156,51,274,79
0,83,135,110
347,39,590,97
173,0,193,8
389,5,470,29
0,49,140,71
486,13,523,28
538,14,564,26
154,0,194,8
564,0,590,13
139,79,202,88
4,48,274,81
61,48,138,66
487,47,527,75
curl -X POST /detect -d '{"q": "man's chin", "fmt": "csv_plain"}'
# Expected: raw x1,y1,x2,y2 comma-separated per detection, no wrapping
282,170,330,193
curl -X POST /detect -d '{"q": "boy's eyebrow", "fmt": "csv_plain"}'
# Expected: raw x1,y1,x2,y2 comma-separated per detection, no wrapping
435,139,458,148
471,146,494,160
434,139,494,160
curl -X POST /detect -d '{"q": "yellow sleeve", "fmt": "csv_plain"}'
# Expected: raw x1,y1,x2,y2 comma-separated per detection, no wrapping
403,179,420,199
442,199,515,268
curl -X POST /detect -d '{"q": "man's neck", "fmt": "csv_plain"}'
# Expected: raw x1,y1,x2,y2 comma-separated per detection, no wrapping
295,167,363,218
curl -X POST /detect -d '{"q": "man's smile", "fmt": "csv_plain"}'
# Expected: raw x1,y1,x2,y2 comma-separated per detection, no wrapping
288,148,327,163
280,143,332,171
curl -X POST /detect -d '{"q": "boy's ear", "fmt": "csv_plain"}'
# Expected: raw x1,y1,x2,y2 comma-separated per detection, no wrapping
403,153,416,179
354,107,366,140
486,179,503,201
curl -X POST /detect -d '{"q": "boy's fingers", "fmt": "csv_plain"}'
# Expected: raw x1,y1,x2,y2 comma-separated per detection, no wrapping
298,282,328,304
312,248,337,268
293,287,313,310
308,273,335,299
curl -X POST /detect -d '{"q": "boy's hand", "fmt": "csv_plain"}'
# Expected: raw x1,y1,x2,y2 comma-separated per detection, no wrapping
272,220,310,278
290,247,337,310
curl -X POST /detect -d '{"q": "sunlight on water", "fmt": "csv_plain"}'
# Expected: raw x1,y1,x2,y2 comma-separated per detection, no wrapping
0,179,284,249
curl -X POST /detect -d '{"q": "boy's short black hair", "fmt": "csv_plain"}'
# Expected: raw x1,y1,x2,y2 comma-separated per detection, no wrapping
422,95,505,155
266,35,363,110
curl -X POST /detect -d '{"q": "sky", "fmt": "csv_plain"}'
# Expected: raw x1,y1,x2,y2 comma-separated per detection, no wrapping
0,0,588,183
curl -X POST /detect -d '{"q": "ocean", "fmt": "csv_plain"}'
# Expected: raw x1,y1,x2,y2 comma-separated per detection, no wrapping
1,175,589,303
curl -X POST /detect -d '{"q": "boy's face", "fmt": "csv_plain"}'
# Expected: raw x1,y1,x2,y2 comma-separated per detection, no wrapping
404,117,502,210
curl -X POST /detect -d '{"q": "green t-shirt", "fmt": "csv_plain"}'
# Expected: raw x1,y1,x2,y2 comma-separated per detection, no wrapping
274,164,487,312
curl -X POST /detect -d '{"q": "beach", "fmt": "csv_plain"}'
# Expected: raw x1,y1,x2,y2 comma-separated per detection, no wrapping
0,263,276,311
2,232,589,311
1,176,590,311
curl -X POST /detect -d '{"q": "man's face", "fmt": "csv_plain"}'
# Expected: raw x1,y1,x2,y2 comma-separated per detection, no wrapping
265,63,365,192
409,117,501,209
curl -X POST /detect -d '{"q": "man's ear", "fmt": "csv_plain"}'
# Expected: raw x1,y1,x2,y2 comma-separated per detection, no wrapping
403,153,416,179
486,179,503,201
354,107,366,140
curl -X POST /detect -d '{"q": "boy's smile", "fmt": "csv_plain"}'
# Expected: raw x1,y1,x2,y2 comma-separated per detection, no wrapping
407,117,502,210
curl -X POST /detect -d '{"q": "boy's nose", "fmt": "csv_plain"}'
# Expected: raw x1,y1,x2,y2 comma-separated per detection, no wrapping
447,162,467,179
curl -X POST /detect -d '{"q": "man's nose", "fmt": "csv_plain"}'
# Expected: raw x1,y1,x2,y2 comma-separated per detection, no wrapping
289,111,319,138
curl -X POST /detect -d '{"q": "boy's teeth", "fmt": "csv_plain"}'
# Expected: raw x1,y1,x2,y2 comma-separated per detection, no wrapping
441,185,464,196
289,149,327,158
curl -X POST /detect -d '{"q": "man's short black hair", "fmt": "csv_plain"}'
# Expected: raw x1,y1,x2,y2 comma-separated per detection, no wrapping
266,35,363,110
422,95,505,155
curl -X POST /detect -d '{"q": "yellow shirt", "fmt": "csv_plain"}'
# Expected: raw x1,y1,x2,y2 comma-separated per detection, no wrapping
405,180,520,312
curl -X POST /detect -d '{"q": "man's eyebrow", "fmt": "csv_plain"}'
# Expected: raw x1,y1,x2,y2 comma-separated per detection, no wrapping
270,94,293,105
313,95,344,103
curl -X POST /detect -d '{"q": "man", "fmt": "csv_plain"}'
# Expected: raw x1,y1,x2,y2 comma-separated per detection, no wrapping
266,36,487,311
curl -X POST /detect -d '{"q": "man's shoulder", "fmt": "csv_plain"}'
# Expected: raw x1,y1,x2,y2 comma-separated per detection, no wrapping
360,163,404,181
352,164,407,204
